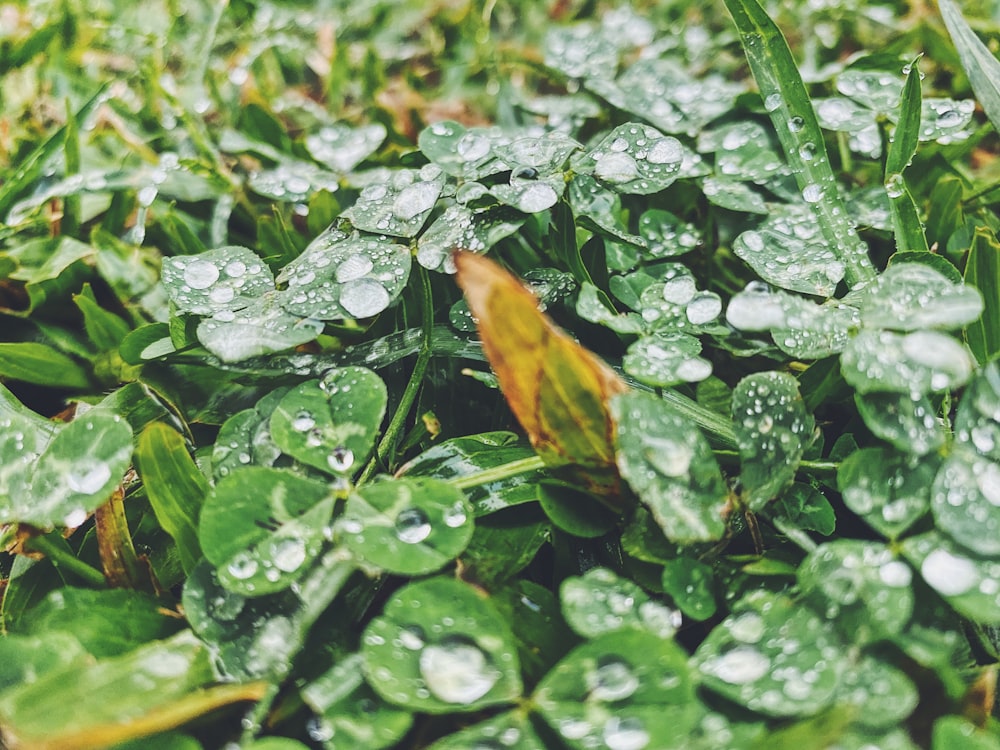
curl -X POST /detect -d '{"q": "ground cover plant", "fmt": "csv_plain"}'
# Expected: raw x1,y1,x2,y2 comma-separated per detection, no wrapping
2,0,1000,747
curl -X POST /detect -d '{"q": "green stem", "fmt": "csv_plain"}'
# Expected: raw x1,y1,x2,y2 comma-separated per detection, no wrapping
447,455,548,490
662,389,738,449
358,265,435,484
714,450,838,476
24,534,107,588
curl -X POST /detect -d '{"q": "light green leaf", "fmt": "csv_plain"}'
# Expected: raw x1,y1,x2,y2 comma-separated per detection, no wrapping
277,228,410,320
931,448,1000,557
661,557,717,621
733,371,814,511
841,329,974,396
954,360,1000,462
623,334,713,388
361,577,522,713
269,368,387,477
0,409,132,528
341,166,445,237
338,477,473,575
305,122,387,173
302,654,413,750
798,540,914,643
196,294,324,363
578,123,684,195
837,655,918,730
838,447,934,539
885,62,929,255
199,467,333,596
534,629,698,750
855,391,945,456
694,590,845,717
417,121,512,180
0,342,91,390
903,532,1000,623
416,204,524,273
134,423,208,574
612,391,728,543
855,263,982,331
425,709,545,750
560,567,681,638
702,177,769,214
160,246,274,316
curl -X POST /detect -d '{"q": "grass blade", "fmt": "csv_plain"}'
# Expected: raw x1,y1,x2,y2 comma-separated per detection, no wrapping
885,62,930,254
722,0,876,289
939,0,1000,135
964,226,1000,364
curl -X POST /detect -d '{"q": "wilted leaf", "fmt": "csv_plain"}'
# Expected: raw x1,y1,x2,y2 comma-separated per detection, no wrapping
454,251,627,496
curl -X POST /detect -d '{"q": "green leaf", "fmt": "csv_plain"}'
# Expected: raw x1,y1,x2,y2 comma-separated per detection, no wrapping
0,409,133,528
425,709,545,750
661,557,717,621
930,448,1000,557
938,0,1000,136
276,229,411,320
199,467,334,596
964,226,1000,365
416,204,524,273
134,423,208,574
838,447,934,539
885,62,929,255
537,481,619,538
856,263,982,331
17,588,181,658
269,368,387,477
733,371,814,511
0,631,90,694
0,631,233,750
0,342,91,389
612,390,728,543
338,477,473,575
161,246,274,317
577,123,684,195
211,389,290,480
954,360,1000,462
855,391,945,456
341,166,445,238
534,629,698,750
903,532,1000,623
195,294,325,363
932,716,1000,750
837,655,918,730
305,122,387,173
841,329,975,396
721,0,875,287
458,507,549,588
417,121,511,180
361,577,522,712
623,334,713,388
771,483,836,536
560,567,681,638
73,285,131,352
732,206,847,297
397,432,542,514
694,590,845,717
302,654,413,750
798,540,914,643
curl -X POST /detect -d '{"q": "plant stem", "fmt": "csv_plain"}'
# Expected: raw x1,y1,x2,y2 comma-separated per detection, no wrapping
24,534,106,588
447,455,548,490
714,450,838,476
358,265,435,484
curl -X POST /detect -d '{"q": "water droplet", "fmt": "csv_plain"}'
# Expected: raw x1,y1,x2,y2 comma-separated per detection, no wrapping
183,260,220,290
399,625,425,650
516,182,559,213
393,182,440,221
727,612,765,643
589,656,640,701
67,463,112,494
885,173,905,199
595,152,640,184
63,508,88,528
270,537,307,573
920,548,977,596
686,292,722,324
878,560,912,587
340,279,390,318
291,412,316,432
395,507,432,544
646,138,681,165
227,553,259,580
603,716,650,750
764,93,783,112
457,133,491,162
419,638,500,704
706,646,770,684
662,275,696,305
327,447,354,472
336,254,375,283
443,501,468,528
802,184,824,203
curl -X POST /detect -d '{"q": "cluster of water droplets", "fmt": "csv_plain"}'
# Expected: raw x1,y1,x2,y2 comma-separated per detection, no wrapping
342,165,444,238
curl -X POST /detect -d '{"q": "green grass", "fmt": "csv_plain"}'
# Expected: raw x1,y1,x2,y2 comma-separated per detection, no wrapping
1,0,1000,747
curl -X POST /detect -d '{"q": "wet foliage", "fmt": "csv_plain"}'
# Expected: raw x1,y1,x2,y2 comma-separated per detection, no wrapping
2,0,1000,747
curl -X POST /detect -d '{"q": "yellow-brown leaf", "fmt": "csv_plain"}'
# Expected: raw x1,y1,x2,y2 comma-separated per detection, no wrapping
454,251,626,494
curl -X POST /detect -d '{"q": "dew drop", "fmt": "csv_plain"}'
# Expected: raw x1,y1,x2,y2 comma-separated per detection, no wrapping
802,184,824,203
340,278,390,318
395,507,432,544
393,182,440,221
62,507,88,528
443,501,468,528
67,463,112,494
594,152,640,184
291,412,316,432
418,638,500,704
183,260,220,290
589,657,640,702
920,548,977,596
227,553,259,580
706,646,770,684
603,716,650,750
336,254,375,283
327,447,354,473
270,537,307,573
